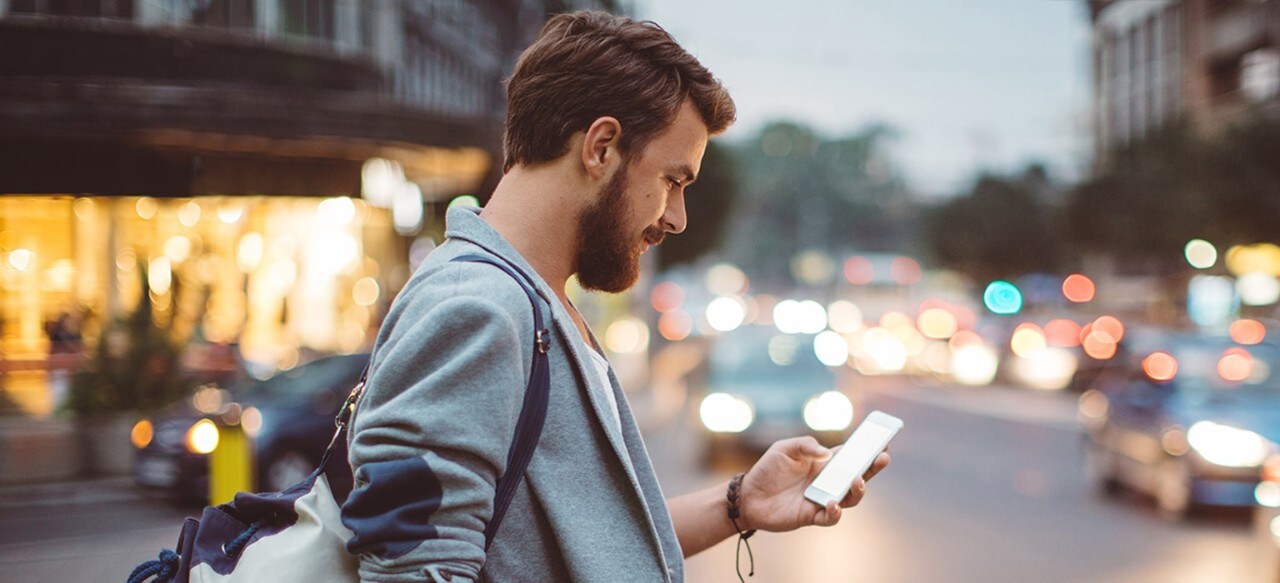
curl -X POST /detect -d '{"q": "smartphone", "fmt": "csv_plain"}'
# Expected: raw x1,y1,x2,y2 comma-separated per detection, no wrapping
804,410,902,507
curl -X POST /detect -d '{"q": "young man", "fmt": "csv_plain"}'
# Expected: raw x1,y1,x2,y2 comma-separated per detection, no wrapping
343,11,889,582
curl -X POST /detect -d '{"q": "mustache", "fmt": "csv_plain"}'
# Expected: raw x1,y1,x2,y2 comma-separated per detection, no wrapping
643,225,666,247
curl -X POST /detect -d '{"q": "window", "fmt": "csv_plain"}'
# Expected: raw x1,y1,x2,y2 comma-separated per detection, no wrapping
191,0,255,30
282,0,335,40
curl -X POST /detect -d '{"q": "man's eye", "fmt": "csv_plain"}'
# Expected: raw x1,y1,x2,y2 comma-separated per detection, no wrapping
668,178,682,189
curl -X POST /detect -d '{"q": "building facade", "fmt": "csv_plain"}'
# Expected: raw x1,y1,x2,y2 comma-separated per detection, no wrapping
0,0,615,416
1088,0,1280,167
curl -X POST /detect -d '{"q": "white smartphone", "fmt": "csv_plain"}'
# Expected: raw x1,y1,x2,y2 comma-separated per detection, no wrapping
804,410,902,507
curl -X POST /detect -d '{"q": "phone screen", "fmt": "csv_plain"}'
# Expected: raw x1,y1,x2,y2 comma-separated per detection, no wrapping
810,421,893,495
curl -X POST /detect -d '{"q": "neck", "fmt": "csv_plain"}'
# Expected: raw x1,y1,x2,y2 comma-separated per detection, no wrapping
480,164,585,304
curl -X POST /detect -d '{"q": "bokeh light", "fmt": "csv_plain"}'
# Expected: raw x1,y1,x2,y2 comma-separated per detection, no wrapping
1230,319,1267,345
952,344,999,386
983,281,1023,315
1044,319,1082,347
1092,316,1125,343
706,263,749,295
1238,273,1280,306
658,310,693,341
605,318,650,354
1010,323,1047,358
1142,352,1178,382
1184,239,1218,270
1226,243,1280,277
844,255,874,285
918,308,958,340
827,300,863,334
1062,274,1096,303
1083,332,1118,360
814,331,850,367
890,257,923,285
1218,348,1253,382
706,296,747,332
650,281,685,313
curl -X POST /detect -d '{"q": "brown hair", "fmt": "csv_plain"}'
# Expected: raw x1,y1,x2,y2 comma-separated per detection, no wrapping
502,11,735,172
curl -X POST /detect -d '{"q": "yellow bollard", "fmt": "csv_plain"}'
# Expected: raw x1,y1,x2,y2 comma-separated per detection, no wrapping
208,423,254,506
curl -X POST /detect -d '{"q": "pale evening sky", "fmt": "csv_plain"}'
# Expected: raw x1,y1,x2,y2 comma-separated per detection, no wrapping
633,0,1094,198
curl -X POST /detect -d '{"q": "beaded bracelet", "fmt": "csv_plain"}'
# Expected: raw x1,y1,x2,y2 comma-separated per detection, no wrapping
726,472,757,582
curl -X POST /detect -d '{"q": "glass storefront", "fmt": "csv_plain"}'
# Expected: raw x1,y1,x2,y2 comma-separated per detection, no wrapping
0,195,404,417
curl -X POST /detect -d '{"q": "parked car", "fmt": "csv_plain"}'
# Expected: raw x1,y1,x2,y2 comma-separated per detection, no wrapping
1080,333,1280,521
132,353,368,500
693,327,857,461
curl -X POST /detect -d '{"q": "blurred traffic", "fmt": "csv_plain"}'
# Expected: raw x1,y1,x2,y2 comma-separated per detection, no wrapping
1,0,1279,581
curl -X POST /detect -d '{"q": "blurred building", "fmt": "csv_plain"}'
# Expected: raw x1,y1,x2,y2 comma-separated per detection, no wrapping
1087,0,1280,166
0,0,617,416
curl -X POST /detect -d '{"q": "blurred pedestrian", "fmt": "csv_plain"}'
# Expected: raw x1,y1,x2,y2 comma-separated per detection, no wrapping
343,11,890,582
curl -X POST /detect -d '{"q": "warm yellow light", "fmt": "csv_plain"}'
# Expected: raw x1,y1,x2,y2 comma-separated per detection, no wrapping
1226,243,1280,277
148,257,172,295
605,317,650,355
131,419,154,449
178,201,202,227
7,248,33,272
353,277,380,307
163,236,192,263
917,308,957,339
237,233,264,273
1010,323,1046,358
135,197,158,220
827,301,863,334
187,419,220,454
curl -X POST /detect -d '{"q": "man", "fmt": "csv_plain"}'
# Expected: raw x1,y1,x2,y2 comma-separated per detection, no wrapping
343,11,890,582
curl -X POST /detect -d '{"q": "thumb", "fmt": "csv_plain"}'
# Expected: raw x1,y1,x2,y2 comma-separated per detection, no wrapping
783,436,831,461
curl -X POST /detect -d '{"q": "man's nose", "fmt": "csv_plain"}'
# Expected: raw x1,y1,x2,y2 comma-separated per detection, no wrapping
662,191,687,234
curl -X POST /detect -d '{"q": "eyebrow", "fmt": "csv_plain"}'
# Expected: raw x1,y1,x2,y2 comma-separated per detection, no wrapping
670,165,697,186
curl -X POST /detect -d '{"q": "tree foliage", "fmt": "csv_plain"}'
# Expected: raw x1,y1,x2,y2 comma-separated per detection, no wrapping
924,167,1062,282
1065,117,1280,274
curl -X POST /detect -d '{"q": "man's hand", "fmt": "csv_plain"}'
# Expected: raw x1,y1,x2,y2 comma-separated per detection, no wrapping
738,436,890,531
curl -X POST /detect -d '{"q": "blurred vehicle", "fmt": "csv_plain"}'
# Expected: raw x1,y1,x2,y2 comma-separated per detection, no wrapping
132,353,368,500
1079,333,1280,521
1254,454,1280,574
693,327,857,461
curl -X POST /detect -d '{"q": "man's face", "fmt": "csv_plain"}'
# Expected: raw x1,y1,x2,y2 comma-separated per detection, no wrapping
575,101,709,293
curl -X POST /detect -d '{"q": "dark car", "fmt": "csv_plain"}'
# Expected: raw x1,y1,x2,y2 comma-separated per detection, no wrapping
692,327,857,461
1080,333,1280,521
132,352,368,500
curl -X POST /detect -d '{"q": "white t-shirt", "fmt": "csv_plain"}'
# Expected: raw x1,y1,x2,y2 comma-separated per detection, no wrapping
586,347,622,433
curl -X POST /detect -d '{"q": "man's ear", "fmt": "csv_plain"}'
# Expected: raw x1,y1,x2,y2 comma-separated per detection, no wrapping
581,116,622,181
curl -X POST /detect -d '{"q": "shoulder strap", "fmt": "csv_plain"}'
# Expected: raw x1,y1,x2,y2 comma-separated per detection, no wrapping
449,254,552,549
328,253,552,550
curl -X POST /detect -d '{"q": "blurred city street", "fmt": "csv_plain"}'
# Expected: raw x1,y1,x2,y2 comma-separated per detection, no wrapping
2,373,1270,583
2,0,1280,582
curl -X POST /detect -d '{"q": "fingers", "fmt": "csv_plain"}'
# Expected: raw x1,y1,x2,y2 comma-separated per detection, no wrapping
864,452,891,481
814,500,843,527
839,477,867,508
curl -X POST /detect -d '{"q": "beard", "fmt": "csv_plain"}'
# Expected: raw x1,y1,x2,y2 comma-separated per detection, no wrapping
574,165,666,293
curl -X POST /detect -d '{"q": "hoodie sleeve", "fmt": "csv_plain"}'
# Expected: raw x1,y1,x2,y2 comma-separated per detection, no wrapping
343,261,534,582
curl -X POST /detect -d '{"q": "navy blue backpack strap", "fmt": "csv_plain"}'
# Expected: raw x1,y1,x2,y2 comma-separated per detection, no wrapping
449,254,552,549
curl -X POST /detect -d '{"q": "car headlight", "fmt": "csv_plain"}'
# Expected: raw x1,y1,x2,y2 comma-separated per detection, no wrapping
186,419,220,454
1186,421,1269,468
700,393,754,433
803,391,853,431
